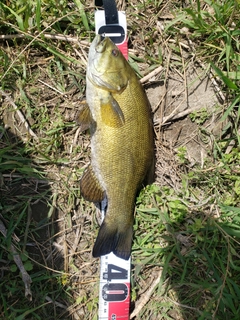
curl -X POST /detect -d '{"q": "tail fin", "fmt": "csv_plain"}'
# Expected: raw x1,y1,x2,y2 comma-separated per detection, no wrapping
92,220,133,260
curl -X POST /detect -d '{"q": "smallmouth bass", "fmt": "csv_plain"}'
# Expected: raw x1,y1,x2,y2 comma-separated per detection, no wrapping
79,35,154,260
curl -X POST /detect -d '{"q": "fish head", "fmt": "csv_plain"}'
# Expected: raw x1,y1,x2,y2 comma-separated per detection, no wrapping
87,35,129,93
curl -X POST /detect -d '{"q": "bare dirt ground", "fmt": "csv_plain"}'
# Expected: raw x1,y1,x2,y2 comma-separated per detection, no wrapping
1,50,221,320
148,54,222,188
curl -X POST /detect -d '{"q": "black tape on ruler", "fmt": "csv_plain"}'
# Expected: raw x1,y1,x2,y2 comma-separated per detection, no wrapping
95,0,128,59
95,0,119,24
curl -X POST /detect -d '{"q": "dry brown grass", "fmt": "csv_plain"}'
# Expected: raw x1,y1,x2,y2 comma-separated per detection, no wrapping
1,0,239,319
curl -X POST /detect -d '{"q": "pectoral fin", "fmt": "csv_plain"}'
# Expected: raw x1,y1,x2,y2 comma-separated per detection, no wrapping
80,165,105,202
100,95,125,128
76,103,93,132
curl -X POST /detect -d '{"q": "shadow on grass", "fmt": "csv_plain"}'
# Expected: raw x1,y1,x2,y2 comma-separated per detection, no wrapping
131,181,240,320
1,118,239,320
0,125,73,319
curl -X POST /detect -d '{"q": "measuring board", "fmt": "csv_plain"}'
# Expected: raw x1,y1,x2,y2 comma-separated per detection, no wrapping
94,3,131,319
97,196,131,319
98,252,131,319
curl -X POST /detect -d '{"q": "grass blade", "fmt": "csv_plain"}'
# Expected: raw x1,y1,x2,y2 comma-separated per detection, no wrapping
0,3,24,31
211,63,238,90
36,0,41,31
74,0,90,31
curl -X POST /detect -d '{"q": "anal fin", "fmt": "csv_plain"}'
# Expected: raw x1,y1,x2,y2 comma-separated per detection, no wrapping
80,165,105,202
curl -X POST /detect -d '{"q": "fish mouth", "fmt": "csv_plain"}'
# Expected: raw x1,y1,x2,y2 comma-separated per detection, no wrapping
88,35,124,91
95,35,108,53
95,34,102,46
89,36,108,83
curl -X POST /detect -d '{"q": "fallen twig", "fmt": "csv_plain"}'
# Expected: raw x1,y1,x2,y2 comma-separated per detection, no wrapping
225,127,240,154
0,218,32,301
154,105,204,125
130,268,163,319
140,66,163,84
197,60,226,103
169,37,226,103
0,89,38,140
167,296,200,312
0,11,83,82
38,79,67,96
0,32,89,47
44,33,89,46
45,295,67,309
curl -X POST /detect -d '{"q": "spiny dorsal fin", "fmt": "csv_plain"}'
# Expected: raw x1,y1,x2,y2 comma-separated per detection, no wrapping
100,94,125,128
80,165,105,202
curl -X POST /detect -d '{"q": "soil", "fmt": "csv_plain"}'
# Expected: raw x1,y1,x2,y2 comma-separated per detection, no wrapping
0,2,225,318
1,56,221,319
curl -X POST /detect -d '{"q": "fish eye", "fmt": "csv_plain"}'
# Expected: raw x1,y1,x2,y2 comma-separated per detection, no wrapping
112,49,119,57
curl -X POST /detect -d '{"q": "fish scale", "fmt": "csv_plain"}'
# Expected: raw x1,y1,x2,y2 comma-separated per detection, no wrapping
80,35,154,260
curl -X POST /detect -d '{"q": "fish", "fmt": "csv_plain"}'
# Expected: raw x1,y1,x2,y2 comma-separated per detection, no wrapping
79,35,154,260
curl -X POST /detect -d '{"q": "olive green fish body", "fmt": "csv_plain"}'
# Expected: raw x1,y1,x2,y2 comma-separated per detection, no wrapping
80,35,154,260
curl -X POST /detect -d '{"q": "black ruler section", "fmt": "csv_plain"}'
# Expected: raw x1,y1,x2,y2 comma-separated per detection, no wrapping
95,0,119,24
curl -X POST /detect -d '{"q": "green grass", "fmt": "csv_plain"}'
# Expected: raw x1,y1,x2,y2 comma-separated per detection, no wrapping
132,145,240,318
0,0,240,319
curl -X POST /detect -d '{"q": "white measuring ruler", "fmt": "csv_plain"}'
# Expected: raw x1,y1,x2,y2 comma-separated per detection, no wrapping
94,5,131,319
98,199,131,320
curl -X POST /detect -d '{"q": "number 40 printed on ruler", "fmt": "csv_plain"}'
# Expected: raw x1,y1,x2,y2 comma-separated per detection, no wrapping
99,253,131,320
